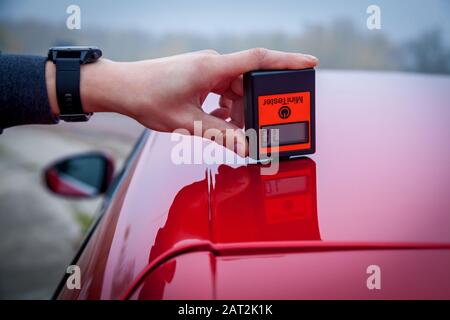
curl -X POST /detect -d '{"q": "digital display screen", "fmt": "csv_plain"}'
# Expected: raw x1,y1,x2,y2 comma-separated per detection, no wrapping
261,122,309,147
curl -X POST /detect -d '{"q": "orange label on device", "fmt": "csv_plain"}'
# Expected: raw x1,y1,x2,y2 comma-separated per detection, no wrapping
258,92,311,154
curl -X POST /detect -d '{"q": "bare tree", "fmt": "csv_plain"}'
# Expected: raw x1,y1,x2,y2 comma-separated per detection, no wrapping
406,29,450,74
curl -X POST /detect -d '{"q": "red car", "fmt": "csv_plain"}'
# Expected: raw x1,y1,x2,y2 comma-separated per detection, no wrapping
45,71,450,299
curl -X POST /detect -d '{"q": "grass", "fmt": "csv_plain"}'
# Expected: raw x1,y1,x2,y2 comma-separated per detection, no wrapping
0,144,9,156
73,210,94,235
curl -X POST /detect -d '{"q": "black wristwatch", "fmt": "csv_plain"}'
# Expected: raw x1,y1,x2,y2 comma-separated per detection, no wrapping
47,46,102,122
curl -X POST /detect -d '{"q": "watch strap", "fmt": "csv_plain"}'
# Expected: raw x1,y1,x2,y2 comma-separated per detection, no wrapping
55,57,91,122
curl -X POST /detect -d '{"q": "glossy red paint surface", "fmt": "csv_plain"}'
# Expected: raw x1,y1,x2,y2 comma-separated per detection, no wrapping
57,71,450,299
130,250,450,300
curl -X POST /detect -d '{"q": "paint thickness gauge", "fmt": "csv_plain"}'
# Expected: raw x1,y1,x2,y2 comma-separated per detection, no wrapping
244,68,315,160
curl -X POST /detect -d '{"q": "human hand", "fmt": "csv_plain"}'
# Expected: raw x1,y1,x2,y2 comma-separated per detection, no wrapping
47,48,318,156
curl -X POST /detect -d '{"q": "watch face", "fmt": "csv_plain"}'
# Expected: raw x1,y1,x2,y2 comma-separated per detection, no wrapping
48,46,102,64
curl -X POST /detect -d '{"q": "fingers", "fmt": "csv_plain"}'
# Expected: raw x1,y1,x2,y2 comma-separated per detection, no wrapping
196,111,247,157
208,96,232,120
220,48,318,77
212,96,245,128
219,96,232,109
230,75,244,96
209,107,230,120
228,98,244,128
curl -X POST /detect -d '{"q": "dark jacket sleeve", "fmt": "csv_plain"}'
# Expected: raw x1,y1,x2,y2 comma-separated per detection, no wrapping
0,52,59,133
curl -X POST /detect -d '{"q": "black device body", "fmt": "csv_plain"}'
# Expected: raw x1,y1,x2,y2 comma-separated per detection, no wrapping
244,68,315,160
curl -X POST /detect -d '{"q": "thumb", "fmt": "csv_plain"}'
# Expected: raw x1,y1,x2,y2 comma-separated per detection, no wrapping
195,111,248,158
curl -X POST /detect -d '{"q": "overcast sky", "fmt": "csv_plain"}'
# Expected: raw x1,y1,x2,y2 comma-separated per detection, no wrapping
1,0,450,43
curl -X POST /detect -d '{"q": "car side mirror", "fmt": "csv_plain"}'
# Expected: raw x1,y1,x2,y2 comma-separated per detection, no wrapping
44,152,114,198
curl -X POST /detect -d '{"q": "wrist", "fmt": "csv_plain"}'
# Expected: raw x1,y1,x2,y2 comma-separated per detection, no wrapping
45,61,58,116
80,58,116,114
45,58,118,117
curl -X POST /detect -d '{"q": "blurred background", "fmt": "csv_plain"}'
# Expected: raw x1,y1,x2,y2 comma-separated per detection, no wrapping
0,0,449,299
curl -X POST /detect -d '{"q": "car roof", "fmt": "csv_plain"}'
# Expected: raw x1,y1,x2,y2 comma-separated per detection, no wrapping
88,70,450,299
